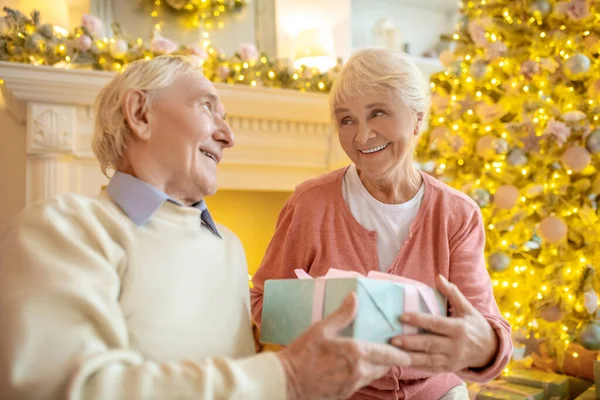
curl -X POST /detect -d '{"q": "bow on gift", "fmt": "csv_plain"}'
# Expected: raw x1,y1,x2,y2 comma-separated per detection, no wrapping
294,268,443,335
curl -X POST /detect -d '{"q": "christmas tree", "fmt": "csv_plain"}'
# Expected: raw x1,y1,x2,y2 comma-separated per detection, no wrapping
417,0,600,369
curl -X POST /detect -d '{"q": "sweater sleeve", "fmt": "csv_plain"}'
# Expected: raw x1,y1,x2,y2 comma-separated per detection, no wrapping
448,208,513,383
0,201,287,400
250,196,314,327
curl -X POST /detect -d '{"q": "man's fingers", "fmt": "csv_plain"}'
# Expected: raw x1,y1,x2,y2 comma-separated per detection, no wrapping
390,334,453,355
320,292,358,336
400,312,458,336
351,341,412,367
436,275,475,316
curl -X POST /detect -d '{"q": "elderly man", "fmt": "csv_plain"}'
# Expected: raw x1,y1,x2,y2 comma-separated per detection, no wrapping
0,55,410,400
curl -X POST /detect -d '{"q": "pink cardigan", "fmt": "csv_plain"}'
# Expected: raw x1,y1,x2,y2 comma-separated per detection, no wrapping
250,167,512,400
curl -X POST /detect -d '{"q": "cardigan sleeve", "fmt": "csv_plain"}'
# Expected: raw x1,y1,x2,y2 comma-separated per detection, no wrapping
250,195,315,327
448,207,513,383
0,200,287,400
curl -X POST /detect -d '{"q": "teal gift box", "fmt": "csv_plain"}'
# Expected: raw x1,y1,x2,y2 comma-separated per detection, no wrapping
260,268,446,345
504,369,569,400
468,381,545,400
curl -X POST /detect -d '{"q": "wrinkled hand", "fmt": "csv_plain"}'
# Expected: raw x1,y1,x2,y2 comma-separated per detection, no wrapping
391,275,498,374
277,293,411,400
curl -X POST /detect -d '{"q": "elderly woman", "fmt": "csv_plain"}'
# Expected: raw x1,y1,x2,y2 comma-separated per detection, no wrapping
250,48,512,399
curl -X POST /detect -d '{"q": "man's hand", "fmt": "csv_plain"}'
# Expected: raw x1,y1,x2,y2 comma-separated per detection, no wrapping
391,275,499,373
277,293,411,400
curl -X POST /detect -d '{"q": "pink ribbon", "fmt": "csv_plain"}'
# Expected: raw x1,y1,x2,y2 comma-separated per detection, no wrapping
294,268,442,335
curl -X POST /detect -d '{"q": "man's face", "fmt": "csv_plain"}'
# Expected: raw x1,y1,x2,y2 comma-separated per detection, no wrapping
147,71,234,204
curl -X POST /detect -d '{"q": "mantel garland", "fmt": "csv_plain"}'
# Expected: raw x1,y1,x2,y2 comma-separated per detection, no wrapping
0,7,340,94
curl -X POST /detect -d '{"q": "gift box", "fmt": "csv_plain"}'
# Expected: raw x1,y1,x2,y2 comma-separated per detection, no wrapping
468,381,545,400
574,386,597,400
260,268,446,345
594,360,600,394
568,376,593,399
504,369,569,400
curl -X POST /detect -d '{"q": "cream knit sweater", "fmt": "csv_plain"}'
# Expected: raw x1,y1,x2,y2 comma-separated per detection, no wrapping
0,191,286,399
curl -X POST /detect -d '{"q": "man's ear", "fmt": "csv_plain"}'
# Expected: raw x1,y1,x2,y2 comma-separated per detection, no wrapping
414,112,424,136
123,90,152,140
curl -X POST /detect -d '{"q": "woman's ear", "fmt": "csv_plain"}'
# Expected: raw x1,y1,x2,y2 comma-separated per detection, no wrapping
414,112,424,136
123,90,152,140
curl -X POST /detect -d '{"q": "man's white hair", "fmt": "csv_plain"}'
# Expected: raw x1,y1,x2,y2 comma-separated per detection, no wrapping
92,55,203,176
329,48,430,117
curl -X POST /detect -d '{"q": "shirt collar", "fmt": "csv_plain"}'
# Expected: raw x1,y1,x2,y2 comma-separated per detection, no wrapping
106,171,221,238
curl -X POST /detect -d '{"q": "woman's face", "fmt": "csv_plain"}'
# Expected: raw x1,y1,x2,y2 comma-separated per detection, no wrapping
333,89,422,182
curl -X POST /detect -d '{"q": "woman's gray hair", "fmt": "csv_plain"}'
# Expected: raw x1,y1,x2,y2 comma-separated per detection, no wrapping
329,48,430,117
92,55,204,177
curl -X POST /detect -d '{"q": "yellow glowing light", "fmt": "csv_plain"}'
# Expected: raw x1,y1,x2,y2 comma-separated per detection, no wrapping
476,91,482,97
268,71,275,79
503,281,509,287
438,117,445,123
238,75,245,81
151,11,158,17
250,81,257,87
540,32,546,38
453,33,460,40
489,224,495,229
440,163,447,170
293,73,299,80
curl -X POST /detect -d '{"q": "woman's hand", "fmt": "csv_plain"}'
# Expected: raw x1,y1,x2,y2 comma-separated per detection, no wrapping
391,275,499,373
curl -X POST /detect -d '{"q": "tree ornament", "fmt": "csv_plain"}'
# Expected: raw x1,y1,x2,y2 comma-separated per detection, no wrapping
538,216,568,244
584,290,599,314
476,135,496,159
564,53,591,80
488,251,511,272
494,185,520,210
507,148,528,167
531,0,552,18
577,322,600,351
493,138,509,155
470,59,491,80
471,188,491,208
586,130,600,154
109,39,128,58
540,304,565,322
561,146,591,172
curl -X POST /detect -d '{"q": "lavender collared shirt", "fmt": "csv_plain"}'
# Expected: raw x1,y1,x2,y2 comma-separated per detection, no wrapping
105,171,221,238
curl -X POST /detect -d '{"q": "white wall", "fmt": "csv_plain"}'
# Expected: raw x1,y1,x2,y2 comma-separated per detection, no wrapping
351,0,456,57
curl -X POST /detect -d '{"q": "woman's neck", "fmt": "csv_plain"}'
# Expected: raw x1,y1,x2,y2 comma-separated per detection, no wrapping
357,165,422,204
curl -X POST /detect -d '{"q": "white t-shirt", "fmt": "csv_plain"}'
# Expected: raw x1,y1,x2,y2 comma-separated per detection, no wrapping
342,164,425,272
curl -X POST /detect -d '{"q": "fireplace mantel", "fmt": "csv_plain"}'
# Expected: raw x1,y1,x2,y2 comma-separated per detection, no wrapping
0,61,348,215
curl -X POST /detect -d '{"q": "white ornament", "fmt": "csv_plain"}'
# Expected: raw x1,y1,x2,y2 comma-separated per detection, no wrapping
584,290,598,314
110,39,129,59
